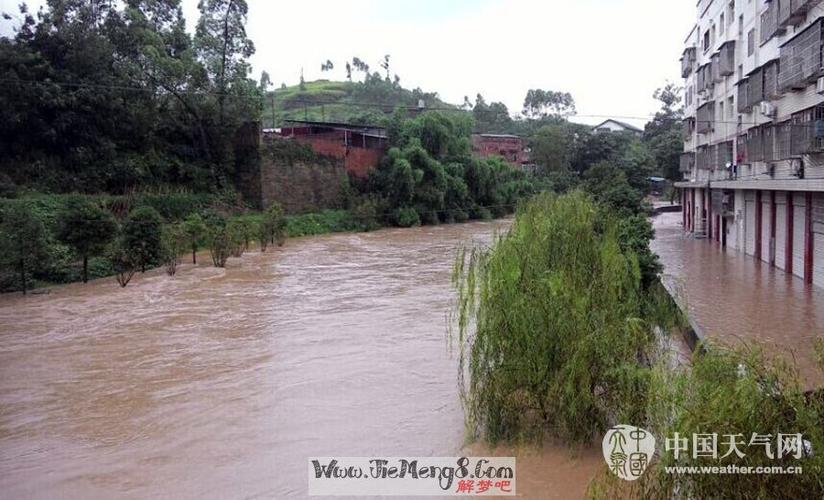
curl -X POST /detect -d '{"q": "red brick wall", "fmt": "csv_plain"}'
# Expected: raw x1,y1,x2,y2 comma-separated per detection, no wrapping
290,134,384,178
471,136,529,166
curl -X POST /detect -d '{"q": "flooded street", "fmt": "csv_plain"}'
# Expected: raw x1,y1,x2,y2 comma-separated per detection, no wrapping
652,211,824,388
0,220,601,499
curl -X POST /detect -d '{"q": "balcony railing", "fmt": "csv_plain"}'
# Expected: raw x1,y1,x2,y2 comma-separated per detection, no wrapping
778,18,824,91
763,60,780,99
679,152,695,173
719,42,736,77
696,102,714,134
737,78,750,113
748,66,764,107
682,47,696,78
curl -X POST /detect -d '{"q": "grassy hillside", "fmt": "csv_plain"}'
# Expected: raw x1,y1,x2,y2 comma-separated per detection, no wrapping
262,79,456,127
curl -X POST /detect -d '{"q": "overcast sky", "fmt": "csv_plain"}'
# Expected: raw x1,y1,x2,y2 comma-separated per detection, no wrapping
1,0,696,126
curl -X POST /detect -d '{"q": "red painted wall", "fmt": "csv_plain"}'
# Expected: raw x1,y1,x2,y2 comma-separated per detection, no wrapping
471,135,529,166
289,133,385,178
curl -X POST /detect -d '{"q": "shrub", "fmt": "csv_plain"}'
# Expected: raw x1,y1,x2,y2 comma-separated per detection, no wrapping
122,206,163,273
393,207,420,228
182,213,207,264
56,196,118,283
350,197,382,232
0,202,50,294
206,216,232,268
108,237,137,287
161,224,187,276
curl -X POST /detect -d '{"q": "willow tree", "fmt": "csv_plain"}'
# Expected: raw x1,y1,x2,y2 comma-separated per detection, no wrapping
452,192,658,444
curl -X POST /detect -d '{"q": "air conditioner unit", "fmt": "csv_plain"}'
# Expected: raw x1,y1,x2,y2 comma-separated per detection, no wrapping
817,77,824,95
759,102,776,117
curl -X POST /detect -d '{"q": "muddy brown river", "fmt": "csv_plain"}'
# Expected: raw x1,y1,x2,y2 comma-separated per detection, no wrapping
0,220,601,499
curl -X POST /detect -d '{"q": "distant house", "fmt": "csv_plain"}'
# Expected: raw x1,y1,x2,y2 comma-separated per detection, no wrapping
592,119,644,137
471,134,530,168
276,120,388,177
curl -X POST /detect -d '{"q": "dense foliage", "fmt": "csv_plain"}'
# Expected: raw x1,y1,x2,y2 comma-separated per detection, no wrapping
0,0,263,194
362,111,536,224
452,192,665,444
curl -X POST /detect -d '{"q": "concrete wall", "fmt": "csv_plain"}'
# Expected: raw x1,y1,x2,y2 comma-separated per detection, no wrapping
234,135,348,213
260,153,347,214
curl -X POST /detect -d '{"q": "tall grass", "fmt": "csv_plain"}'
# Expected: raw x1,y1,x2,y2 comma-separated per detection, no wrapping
452,192,664,444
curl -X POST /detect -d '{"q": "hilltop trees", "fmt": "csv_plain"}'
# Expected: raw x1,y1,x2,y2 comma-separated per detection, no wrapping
522,89,576,119
56,197,118,283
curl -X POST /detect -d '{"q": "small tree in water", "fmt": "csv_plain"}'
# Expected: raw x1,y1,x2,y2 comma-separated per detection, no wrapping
56,197,117,283
108,237,137,287
259,203,287,250
122,206,163,273
182,213,207,264
0,203,49,294
161,224,187,276
206,216,232,267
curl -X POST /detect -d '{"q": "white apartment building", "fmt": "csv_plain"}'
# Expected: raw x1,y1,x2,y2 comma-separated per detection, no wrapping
677,0,824,288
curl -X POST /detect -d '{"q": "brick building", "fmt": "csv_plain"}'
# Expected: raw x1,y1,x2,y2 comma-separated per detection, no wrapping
471,134,531,168
276,120,388,178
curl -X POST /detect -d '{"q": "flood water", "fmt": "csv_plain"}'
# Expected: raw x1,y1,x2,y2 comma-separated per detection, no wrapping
651,211,824,388
0,220,601,499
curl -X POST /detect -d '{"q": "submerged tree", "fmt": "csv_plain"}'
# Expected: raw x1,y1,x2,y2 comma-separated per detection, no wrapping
56,197,118,283
0,204,49,294
182,213,207,264
122,206,164,273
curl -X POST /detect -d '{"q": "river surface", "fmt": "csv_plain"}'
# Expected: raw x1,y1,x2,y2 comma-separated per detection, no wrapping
0,220,601,499
651,211,824,389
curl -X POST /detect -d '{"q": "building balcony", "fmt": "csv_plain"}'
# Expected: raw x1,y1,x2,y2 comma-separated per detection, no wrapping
718,41,736,77
680,152,695,173
696,102,714,134
778,18,824,91
682,47,696,78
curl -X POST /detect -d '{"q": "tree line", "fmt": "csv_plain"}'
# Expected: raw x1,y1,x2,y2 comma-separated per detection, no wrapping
0,0,263,195
0,196,288,293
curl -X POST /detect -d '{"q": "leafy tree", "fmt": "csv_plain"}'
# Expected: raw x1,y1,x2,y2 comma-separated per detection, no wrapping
56,197,118,283
206,217,232,267
182,213,207,264
109,237,138,287
522,89,576,119
122,206,164,273
0,203,49,294
194,0,255,127
530,124,574,174
644,83,685,181
472,94,514,133
161,223,187,275
581,161,643,216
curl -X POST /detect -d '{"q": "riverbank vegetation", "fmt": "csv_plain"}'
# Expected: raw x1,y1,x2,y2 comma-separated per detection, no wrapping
451,192,824,498
452,192,670,444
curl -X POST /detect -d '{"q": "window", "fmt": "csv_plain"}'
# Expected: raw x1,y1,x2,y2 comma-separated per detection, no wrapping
728,1,735,25
728,96,735,119
720,101,725,122
738,64,743,80
720,13,726,34
747,29,755,55
739,15,744,38
704,30,711,52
